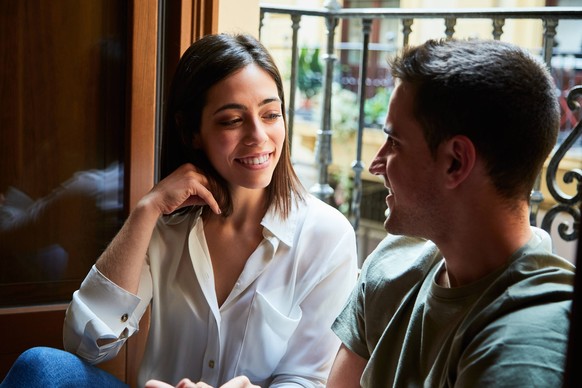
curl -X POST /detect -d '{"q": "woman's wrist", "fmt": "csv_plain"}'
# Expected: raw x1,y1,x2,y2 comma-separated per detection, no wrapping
134,194,164,222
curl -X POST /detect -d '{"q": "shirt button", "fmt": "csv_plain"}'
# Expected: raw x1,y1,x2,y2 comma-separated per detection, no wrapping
121,313,128,322
208,360,215,368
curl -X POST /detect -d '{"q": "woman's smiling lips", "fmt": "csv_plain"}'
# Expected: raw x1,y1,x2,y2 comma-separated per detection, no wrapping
236,152,272,168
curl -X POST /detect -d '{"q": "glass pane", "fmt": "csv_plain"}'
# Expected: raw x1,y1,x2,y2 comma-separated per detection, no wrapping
0,0,128,306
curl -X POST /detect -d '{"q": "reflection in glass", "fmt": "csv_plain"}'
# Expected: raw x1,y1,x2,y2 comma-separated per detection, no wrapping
0,1,128,306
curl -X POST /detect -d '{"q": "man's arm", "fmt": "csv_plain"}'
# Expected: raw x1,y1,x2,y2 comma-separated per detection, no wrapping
327,344,367,388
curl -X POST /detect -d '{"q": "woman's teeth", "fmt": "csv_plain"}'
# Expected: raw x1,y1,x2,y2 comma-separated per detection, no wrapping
239,154,269,165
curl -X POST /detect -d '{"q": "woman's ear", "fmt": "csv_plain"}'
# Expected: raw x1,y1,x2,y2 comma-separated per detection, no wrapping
175,111,202,149
191,133,202,149
175,111,184,129
442,135,476,189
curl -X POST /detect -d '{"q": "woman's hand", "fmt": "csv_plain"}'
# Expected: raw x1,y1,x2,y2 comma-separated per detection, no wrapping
218,376,259,388
140,163,221,216
145,376,259,388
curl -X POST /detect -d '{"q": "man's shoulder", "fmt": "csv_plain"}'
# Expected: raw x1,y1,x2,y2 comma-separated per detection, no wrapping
503,228,575,300
356,234,442,316
361,234,440,285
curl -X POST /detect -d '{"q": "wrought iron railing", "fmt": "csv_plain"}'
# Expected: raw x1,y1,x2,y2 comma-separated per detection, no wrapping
259,2,582,246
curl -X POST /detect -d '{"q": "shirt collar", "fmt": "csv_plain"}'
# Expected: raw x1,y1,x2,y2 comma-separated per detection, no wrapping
260,200,300,248
164,202,300,248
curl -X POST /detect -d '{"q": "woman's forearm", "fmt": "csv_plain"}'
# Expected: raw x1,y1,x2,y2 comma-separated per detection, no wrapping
95,197,161,294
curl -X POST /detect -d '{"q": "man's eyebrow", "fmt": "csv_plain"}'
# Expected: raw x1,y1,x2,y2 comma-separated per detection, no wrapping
213,97,281,115
383,125,393,136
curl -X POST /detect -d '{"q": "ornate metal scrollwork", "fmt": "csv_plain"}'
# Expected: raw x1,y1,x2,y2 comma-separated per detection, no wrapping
542,85,582,241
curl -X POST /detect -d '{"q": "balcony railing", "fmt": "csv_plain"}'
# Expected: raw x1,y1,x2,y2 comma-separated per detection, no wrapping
259,2,582,250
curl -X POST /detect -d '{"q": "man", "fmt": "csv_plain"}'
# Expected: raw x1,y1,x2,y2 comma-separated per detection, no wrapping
328,39,575,387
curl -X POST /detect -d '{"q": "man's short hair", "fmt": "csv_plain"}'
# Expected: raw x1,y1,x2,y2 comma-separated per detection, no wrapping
389,39,560,201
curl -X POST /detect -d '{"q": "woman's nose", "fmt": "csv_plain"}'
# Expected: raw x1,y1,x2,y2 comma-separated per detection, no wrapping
243,119,268,146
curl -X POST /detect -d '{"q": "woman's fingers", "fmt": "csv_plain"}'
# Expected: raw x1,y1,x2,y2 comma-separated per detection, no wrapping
145,378,212,388
147,163,221,215
178,379,213,388
144,376,258,388
145,379,175,388
184,182,221,215
220,376,260,388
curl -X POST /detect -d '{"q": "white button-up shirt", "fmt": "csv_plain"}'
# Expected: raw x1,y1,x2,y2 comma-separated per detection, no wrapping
64,194,358,387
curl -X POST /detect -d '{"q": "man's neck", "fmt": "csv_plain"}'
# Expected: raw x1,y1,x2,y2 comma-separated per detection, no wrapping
435,202,531,287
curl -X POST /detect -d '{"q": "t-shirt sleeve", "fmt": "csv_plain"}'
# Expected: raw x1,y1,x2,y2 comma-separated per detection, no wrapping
332,264,370,360
332,234,436,361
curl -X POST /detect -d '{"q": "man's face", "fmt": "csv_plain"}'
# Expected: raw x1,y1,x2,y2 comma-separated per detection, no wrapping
368,81,443,238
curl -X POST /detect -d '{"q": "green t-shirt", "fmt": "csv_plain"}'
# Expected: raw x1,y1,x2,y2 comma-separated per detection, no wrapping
332,228,575,387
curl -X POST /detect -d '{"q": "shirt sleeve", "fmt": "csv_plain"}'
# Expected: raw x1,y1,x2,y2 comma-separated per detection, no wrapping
270,215,359,387
63,264,152,364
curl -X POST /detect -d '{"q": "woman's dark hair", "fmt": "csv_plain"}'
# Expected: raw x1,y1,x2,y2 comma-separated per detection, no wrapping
160,33,304,217
389,39,559,201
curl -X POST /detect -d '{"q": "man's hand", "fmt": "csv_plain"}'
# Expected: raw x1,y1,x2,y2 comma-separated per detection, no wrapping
145,376,259,388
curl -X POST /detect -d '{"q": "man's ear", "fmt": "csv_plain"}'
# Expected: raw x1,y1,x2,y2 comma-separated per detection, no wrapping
442,135,476,189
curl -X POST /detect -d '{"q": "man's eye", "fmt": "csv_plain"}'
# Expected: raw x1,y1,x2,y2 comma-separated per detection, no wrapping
387,136,397,148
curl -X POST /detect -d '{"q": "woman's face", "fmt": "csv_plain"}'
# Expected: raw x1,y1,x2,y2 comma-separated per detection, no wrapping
197,63,285,192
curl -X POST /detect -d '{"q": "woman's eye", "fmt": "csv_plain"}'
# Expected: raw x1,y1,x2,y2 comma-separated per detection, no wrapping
219,117,242,126
263,113,282,121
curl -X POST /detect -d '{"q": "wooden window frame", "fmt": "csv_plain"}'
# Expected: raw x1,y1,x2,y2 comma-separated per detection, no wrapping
123,1,219,385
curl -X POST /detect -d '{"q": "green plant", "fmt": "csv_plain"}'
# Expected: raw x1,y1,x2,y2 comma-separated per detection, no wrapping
364,88,391,127
297,47,323,101
329,85,392,136
330,168,354,216
330,83,358,137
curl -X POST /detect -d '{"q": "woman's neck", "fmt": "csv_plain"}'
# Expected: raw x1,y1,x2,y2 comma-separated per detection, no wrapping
204,187,268,229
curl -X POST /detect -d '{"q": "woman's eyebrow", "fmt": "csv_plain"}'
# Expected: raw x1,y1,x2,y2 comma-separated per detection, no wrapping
259,97,281,107
214,103,246,115
213,97,281,115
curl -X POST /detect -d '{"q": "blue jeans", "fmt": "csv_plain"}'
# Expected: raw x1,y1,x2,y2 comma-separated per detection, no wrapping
0,347,129,388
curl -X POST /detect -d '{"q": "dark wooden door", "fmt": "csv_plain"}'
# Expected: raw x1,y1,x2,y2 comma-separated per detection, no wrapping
0,0,219,385
0,0,158,385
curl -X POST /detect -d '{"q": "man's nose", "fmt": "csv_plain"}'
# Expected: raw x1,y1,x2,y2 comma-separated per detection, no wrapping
368,145,387,175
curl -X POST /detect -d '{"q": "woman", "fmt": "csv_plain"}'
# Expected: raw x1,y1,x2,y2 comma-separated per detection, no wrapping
1,34,357,388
